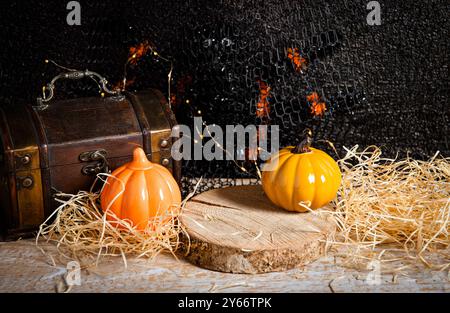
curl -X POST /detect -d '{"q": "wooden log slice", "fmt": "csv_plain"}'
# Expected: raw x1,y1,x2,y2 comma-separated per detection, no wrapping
180,185,336,274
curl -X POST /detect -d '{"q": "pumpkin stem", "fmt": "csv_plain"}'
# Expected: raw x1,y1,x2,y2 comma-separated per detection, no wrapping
129,147,153,169
292,128,313,154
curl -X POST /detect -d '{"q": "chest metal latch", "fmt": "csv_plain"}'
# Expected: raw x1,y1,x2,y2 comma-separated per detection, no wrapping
79,149,109,176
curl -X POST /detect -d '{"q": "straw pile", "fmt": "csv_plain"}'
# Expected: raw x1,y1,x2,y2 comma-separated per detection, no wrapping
319,145,450,271
36,175,194,268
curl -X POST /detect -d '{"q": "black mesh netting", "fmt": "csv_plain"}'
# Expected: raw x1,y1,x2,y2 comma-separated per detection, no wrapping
0,0,448,196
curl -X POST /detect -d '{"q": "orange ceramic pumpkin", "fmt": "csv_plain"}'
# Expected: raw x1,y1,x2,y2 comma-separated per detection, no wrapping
100,147,181,230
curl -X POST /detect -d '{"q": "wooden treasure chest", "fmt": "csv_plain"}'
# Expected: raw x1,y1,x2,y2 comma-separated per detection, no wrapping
0,70,180,240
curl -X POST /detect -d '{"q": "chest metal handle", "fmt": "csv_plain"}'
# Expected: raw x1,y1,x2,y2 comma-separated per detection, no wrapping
36,70,121,110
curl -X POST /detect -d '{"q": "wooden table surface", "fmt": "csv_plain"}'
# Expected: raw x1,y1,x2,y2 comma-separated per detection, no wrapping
0,239,448,293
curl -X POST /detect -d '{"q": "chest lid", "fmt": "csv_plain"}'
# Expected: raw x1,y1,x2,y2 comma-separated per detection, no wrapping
32,95,143,168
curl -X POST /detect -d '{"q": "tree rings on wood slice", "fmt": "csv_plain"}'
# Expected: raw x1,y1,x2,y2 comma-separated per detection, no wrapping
179,185,336,274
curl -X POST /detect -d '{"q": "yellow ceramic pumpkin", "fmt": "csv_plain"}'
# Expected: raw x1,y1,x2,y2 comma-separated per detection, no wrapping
261,129,341,212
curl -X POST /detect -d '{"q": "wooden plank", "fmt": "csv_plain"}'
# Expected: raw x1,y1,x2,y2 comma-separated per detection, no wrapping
180,185,335,274
0,240,448,293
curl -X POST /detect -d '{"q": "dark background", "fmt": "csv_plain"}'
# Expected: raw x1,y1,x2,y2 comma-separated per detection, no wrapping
0,0,448,194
